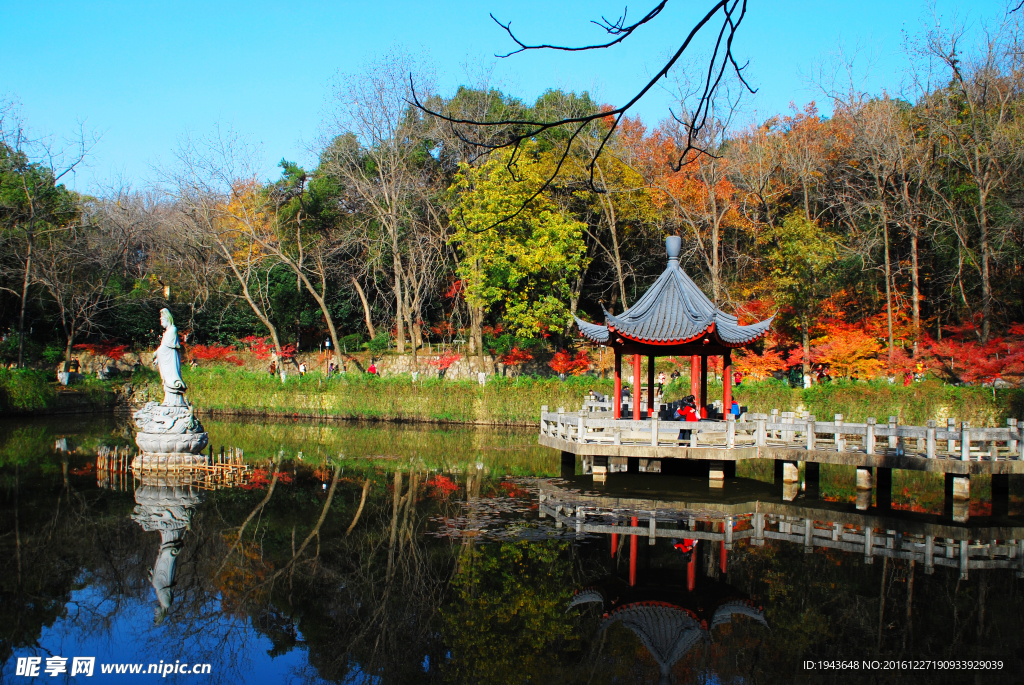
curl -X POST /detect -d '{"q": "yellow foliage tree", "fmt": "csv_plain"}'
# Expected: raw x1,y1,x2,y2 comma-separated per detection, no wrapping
449,147,589,338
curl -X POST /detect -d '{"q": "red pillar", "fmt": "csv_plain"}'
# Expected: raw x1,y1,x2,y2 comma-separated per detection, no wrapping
647,355,656,417
629,516,638,586
699,355,708,418
686,540,696,591
632,354,642,421
723,349,733,418
690,355,700,399
720,523,727,573
611,522,618,558
613,350,622,419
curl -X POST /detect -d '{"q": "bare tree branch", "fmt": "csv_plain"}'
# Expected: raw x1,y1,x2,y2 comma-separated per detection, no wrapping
410,0,755,231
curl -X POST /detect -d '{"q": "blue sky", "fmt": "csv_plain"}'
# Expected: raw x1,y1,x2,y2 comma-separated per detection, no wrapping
2,0,1008,193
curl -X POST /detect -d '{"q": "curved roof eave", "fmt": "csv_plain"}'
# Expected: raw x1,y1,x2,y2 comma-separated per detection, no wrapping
573,316,610,344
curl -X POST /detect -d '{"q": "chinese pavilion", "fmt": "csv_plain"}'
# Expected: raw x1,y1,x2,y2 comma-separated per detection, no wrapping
574,236,773,420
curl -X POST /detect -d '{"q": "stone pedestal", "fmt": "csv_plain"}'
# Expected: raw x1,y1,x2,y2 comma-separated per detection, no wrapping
133,402,209,472
709,460,726,487
782,461,800,483
856,466,874,491
131,452,208,470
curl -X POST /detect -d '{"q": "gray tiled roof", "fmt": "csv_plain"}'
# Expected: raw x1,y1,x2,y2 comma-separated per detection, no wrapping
575,249,772,347
710,599,769,630
600,603,707,675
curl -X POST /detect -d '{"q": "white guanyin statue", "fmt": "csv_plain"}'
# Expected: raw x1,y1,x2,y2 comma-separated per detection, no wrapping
133,309,208,460
154,308,187,407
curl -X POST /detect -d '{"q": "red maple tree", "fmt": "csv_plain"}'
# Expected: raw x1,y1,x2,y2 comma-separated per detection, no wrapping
74,341,128,362
238,336,296,361
185,344,244,366
548,349,591,376
499,346,533,367
426,352,461,372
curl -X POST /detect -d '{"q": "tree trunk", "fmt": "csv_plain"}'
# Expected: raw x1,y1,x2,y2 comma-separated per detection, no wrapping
64,335,74,372
473,303,485,368
910,227,920,355
711,215,721,302
978,194,992,343
881,208,894,364
596,163,628,311
801,310,811,383
390,220,405,354
404,286,417,364
295,273,341,365
17,234,32,369
392,265,405,354
351,277,376,339
217,242,285,379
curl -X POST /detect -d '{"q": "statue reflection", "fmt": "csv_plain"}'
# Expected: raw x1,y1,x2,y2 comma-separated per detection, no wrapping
569,552,768,685
130,476,203,625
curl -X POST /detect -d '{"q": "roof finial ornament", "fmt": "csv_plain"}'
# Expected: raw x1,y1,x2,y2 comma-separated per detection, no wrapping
666,235,681,264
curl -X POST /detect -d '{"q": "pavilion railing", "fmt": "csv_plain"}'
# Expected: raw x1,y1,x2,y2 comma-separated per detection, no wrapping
539,405,1022,461
538,500,1024,578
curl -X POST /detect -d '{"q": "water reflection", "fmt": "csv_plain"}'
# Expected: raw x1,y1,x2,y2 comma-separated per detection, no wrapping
130,477,203,624
2,416,1024,684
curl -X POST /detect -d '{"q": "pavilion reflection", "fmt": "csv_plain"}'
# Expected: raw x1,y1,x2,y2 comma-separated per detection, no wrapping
568,568,768,684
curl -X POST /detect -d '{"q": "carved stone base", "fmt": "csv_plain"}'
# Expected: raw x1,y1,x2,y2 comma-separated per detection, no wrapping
132,452,209,471
135,431,208,455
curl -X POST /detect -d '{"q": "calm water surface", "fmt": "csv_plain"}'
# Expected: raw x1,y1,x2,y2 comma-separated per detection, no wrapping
1,415,1022,684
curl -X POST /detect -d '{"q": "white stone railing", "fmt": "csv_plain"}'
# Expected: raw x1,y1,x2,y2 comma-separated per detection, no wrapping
538,499,1024,578
539,405,1022,460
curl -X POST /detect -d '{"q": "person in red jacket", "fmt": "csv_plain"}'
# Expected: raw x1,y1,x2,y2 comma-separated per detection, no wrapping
675,394,699,441
673,538,696,562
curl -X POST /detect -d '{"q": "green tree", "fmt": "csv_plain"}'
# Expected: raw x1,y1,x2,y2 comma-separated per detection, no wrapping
449,147,589,340
765,211,837,382
0,141,82,367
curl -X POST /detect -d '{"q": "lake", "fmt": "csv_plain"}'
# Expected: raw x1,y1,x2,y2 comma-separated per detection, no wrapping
1,414,1022,684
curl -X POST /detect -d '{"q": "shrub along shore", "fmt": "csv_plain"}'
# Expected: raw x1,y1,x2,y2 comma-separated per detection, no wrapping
3,364,1023,427
0,368,116,415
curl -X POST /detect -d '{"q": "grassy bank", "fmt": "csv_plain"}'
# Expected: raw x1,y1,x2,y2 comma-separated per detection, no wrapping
0,368,115,415
131,366,614,425
122,366,1024,427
